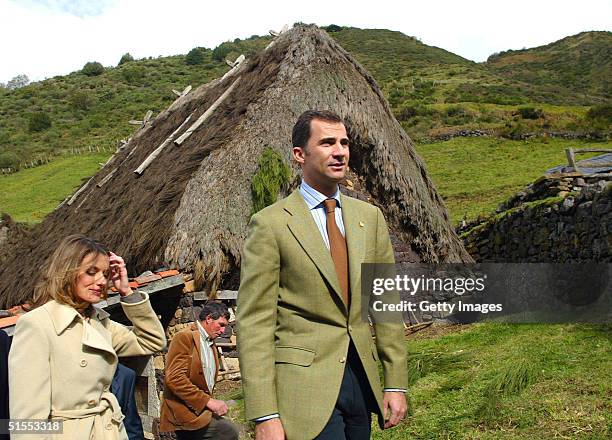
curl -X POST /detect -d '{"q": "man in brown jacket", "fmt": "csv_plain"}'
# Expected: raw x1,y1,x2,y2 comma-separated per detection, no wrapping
160,302,238,440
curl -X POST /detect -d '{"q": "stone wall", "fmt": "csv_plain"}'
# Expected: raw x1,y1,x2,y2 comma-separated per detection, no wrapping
460,173,611,262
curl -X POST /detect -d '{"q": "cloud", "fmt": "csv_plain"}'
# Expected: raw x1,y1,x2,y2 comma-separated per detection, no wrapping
0,0,610,83
15,0,118,17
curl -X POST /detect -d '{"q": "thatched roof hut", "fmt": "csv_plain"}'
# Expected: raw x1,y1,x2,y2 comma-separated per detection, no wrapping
0,25,471,309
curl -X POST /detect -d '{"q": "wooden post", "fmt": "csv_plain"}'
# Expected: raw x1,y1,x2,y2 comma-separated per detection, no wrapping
97,168,117,187
266,24,289,50
134,112,195,175
565,148,576,171
175,77,242,146
66,177,94,206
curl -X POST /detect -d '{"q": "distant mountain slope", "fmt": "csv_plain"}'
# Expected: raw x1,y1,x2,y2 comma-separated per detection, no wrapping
487,31,611,103
329,27,473,82
0,26,609,169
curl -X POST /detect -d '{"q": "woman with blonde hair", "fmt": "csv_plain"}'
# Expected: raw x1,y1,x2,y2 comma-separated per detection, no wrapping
9,234,166,439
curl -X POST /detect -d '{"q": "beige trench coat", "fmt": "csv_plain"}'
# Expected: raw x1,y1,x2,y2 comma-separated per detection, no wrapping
9,293,166,440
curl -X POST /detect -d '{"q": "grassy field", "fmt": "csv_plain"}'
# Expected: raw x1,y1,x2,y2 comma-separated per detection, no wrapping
414,137,612,224
2,137,611,225
219,322,611,439
0,151,110,223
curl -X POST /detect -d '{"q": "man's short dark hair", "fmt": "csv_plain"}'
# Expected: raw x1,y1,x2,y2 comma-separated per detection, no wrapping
199,301,230,321
292,110,345,149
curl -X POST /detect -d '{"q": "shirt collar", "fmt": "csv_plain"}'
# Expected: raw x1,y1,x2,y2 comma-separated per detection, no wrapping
196,320,213,345
299,179,341,211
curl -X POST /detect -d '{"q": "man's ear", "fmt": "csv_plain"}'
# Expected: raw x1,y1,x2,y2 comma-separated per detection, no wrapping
293,146,306,165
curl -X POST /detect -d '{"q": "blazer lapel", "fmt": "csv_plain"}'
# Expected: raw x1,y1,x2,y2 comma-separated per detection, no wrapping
190,328,209,392
341,195,367,307
285,190,345,306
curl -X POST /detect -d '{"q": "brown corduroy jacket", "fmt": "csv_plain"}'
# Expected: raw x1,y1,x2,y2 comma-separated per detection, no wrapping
159,323,219,432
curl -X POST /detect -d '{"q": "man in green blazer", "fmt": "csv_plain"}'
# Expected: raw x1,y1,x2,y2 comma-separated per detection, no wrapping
237,110,408,440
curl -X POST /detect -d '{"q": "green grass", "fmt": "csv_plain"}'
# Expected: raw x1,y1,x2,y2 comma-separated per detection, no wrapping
0,152,110,223
1,27,608,170
414,137,612,225
218,323,611,439
2,137,610,226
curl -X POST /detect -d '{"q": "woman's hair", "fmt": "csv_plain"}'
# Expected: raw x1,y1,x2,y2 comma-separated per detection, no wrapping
32,234,109,310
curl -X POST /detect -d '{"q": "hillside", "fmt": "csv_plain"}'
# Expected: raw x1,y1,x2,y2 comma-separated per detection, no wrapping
488,31,611,104
2,26,610,171
1,25,610,225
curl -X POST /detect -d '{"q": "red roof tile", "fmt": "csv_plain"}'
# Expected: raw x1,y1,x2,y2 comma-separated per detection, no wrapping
156,269,180,278
0,315,19,329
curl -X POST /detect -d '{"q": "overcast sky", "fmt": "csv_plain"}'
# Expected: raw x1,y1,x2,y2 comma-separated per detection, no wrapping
1,0,610,83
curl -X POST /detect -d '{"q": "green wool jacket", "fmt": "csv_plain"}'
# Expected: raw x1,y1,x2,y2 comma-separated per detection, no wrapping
237,190,407,440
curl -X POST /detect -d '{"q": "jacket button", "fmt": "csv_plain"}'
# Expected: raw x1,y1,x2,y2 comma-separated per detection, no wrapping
105,423,112,430
339,357,346,363
88,399,96,406
348,325,353,332
80,359,88,367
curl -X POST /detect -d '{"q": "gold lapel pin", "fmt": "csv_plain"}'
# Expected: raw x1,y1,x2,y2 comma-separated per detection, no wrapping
359,221,364,227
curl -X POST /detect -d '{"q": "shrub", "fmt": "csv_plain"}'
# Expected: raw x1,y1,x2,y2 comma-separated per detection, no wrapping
28,112,52,132
397,104,435,121
586,104,612,122
82,61,104,76
443,106,473,125
118,52,134,65
0,151,20,169
185,48,205,65
516,106,544,119
69,90,94,111
121,65,146,85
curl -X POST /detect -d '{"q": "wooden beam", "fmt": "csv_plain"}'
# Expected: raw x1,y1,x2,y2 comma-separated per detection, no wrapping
174,77,242,146
67,177,94,206
572,148,612,154
193,290,238,301
97,168,117,187
134,112,194,175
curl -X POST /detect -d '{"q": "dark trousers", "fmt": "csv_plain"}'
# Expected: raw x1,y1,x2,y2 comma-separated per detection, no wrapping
175,417,239,440
315,343,378,440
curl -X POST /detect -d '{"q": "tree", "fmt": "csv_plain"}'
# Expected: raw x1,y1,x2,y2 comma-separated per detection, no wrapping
324,24,343,33
118,53,134,65
82,61,104,76
212,43,233,62
6,74,29,90
185,48,205,65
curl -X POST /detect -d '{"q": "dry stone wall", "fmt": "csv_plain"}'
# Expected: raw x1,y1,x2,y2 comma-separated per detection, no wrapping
461,173,611,262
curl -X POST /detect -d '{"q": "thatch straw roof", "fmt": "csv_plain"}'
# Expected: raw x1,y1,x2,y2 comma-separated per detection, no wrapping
0,25,471,309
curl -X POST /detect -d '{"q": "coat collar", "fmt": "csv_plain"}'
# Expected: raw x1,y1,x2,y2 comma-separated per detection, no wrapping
43,300,115,356
284,190,366,313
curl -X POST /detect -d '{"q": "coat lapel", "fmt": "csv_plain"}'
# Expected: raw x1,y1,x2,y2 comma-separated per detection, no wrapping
82,319,116,356
341,194,367,306
46,300,116,356
285,190,345,307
